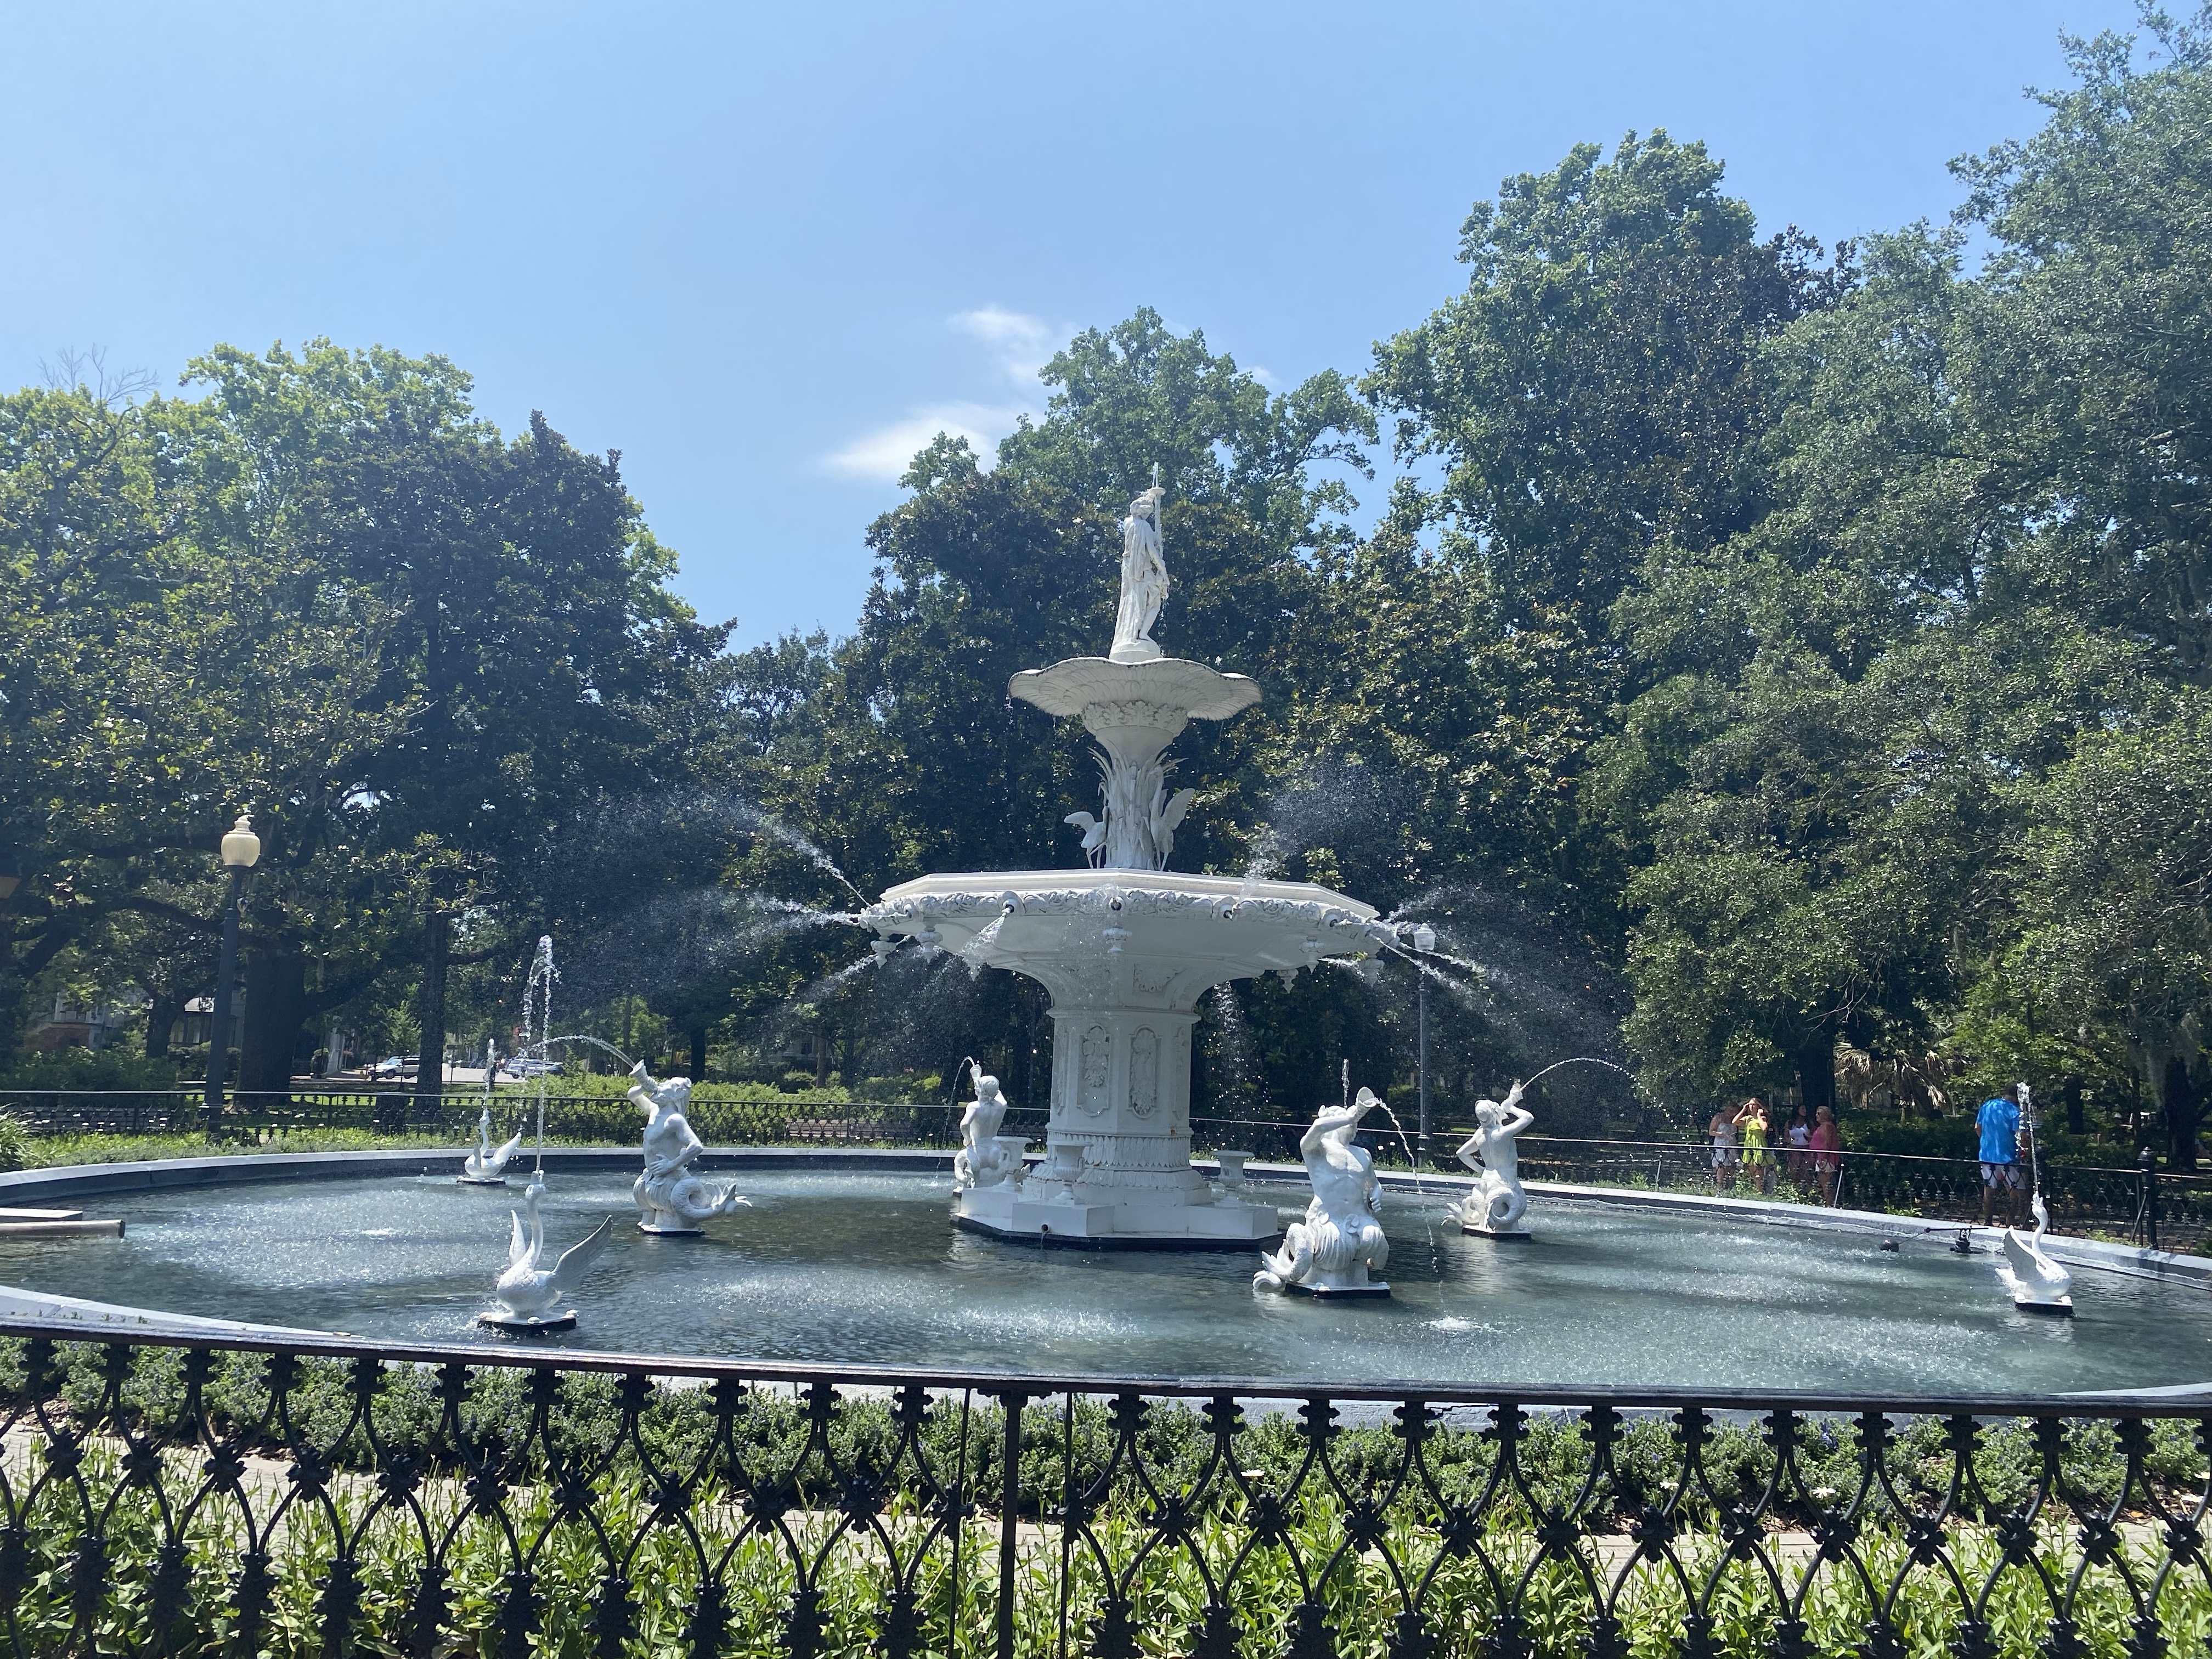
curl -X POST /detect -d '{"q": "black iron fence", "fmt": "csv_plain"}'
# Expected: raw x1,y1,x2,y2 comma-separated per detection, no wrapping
2,1319,2209,1659
4,1091,2204,1254
1507,1137,2205,1256
0,1087,969,1149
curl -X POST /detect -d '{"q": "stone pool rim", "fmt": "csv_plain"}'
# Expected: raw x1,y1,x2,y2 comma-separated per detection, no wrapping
2,1144,2203,1292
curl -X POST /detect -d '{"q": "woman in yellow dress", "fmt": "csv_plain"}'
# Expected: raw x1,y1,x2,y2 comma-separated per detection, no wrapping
1736,1097,1772,1195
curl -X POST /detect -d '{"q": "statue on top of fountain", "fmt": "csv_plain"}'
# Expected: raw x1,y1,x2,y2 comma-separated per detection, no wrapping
953,1073,1029,1190
1111,482,1169,664
628,1063,752,1234
1254,1086,1391,1296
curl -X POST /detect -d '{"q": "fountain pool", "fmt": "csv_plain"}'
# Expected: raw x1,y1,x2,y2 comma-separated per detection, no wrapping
4,1169,2205,1393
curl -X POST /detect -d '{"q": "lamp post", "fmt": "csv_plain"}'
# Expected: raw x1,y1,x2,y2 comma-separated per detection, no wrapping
204,814,260,1138
1407,922,1438,1164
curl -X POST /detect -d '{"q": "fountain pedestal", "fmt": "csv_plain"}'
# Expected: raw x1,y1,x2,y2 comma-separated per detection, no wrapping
874,867,1385,1248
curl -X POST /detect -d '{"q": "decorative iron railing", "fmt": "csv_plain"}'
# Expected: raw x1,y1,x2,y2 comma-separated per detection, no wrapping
1,1319,2208,1658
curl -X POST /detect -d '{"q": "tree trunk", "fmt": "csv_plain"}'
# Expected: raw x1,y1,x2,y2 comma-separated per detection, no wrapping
414,911,449,1115
689,1025,707,1081
2063,1075,2085,1137
1795,1031,1836,1117
145,990,184,1061
814,1026,831,1087
2163,1055,2202,1172
0,969,25,1075
239,948,307,1097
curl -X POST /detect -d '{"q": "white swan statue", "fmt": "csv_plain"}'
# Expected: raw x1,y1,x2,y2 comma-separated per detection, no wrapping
460,1105,526,1184
484,1178,614,1330
1996,1193,2074,1316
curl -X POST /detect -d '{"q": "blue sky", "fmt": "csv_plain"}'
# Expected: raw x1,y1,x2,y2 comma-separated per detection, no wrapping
2,2,2140,647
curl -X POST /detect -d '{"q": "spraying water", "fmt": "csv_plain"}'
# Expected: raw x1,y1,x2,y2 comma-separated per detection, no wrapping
1360,1093,1437,1244
544,1033,637,1070
737,806,866,905
1519,1056,1637,1090
520,936,557,1176
961,904,1013,972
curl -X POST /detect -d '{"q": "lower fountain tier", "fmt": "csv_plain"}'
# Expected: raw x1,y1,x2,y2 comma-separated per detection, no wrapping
955,1180,1281,1249
866,868,1386,1248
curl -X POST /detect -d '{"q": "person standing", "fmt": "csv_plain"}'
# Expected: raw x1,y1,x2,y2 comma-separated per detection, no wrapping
1739,1097,1773,1195
1785,1104,1813,1187
1810,1105,1842,1204
1709,1104,1740,1193
1977,1083,2025,1227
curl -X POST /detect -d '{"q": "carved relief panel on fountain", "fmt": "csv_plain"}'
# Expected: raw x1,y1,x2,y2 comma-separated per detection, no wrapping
1129,1027,1159,1119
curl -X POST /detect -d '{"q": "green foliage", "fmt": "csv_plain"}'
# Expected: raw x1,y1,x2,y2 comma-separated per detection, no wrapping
3,1338,2208,1657
10,9,2212,1152
0,1045,178,1090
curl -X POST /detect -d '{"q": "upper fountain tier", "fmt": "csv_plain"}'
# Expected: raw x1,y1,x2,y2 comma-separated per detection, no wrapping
1003,479,1266,872
1007,657,1259,872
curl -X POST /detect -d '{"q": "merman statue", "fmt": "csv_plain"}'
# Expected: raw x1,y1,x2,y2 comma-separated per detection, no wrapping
460,1104,524,1185
953,1074,1027,1190
1449,1081,1534,1237
1254,1086,1391,1297
628,1063,751,1234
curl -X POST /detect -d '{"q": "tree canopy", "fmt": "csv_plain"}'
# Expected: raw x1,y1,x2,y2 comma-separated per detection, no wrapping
7,6,2212,1163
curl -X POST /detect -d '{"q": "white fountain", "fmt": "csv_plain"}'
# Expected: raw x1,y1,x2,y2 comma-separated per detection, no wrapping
628,1063,751,1234
460,1106,525,1186
861,479,1393,1247
1995,1082,2074,1315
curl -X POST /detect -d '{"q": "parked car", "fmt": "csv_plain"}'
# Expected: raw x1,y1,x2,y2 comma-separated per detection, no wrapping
370,1055,419,1080
498,1057,562,1080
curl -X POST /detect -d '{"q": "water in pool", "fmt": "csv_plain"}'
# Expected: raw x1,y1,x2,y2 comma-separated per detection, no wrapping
1,1170,2201,1393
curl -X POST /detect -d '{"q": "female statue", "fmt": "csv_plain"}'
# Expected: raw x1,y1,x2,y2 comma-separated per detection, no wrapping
1255,1086,1391,1294
1111,484,1169,662
628,1063,751,1233
1452,1080,1533,1233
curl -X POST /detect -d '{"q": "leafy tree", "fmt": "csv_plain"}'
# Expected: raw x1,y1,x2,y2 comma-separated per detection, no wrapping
2008,691,2212,1165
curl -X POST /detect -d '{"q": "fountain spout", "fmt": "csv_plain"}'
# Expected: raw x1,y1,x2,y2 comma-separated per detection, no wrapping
482,1177,613,1334
460,1105,524,1186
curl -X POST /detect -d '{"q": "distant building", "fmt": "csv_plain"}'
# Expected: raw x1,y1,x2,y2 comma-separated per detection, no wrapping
29,992,145,1053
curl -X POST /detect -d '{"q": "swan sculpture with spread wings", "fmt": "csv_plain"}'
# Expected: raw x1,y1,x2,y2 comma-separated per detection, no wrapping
490,1178,614,1323
461,1105,526,1184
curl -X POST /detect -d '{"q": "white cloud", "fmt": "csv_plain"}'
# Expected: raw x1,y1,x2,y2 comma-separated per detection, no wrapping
823,306,1064,483
823,401,1023,483
952,305,1056,383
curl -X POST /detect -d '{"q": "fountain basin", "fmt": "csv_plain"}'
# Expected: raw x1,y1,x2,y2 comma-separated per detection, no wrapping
3,1163,2208,1393
868,868,1384,1246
